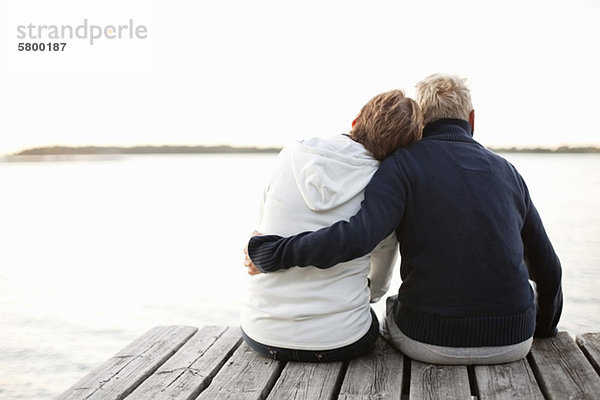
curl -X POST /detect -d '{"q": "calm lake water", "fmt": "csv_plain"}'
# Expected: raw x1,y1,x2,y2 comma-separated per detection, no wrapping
0,153,599,399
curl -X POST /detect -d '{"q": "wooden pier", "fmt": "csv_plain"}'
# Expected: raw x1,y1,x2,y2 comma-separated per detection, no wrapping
58,325,600,399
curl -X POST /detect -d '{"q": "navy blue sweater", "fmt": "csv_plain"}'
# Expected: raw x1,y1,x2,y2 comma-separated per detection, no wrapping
248,119,563,347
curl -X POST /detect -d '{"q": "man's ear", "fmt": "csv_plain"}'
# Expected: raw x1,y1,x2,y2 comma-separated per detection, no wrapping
468,110,475,134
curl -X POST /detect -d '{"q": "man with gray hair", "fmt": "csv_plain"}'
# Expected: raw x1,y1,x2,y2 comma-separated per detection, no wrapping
246,73,563,364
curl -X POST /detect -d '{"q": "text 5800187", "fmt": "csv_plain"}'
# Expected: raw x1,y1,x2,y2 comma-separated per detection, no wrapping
18,42,67,51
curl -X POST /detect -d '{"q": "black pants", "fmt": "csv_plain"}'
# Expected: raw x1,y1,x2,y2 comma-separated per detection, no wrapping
241,309,379,362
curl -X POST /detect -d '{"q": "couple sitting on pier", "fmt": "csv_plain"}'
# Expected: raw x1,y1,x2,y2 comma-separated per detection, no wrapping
241,74,563,365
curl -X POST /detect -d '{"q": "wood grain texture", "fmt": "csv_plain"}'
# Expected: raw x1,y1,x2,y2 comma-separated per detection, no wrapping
474,358,544,400
127,326,242,400
56,326,600,400
195,342,284,400
266,361,344,400
410,361,471,400
57,325,197,400
530,332,600,400
338,337,404,399
576,332,600,375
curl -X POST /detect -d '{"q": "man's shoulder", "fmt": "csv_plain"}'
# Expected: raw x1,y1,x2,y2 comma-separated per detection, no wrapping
480,146,521,171
390,138,450,163
390,140,520,177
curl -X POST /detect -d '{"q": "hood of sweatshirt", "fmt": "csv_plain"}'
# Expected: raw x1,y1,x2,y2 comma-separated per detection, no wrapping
291,135,379,212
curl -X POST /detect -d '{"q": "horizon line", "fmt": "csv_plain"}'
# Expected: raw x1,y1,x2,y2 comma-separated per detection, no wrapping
3,143,600,157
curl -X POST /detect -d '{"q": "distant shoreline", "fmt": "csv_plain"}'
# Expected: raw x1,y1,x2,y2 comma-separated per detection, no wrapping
4,144,600,158
490,146,600,154
11,145,283,156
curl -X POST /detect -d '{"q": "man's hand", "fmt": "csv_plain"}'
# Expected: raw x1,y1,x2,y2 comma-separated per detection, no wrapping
243,231,262,275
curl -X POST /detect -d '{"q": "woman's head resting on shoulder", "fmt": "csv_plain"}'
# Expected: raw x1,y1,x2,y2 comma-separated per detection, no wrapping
350,89,423,161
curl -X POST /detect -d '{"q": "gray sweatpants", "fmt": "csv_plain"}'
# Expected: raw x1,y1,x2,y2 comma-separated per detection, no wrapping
381,296,532,365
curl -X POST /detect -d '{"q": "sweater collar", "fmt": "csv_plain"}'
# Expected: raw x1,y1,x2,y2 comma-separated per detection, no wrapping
422,118,475,143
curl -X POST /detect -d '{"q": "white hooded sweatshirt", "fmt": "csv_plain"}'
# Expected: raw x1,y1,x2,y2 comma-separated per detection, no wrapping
241,135,398,350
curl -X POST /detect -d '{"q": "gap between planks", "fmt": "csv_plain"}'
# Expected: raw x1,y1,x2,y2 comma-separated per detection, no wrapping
57,327,600,400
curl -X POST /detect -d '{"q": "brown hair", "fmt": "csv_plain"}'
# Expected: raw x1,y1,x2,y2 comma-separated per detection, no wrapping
350,89,423,160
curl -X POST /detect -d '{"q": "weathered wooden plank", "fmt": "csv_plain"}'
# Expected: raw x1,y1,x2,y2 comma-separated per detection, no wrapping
266,361,344,400
195,342,284,400
338,337,404,399
127,326,242,400
410,361,471,400
474,358,544,400
576,332,600,375
529,332,600,400
58,325,197,400
58,326,600,400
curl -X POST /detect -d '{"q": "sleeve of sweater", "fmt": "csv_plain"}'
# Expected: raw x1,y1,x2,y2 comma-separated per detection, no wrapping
247,155,407,273
521,188,563,338
367,232,399,303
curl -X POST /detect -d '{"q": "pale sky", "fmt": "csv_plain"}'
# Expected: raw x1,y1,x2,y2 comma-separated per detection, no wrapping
1,0,599,155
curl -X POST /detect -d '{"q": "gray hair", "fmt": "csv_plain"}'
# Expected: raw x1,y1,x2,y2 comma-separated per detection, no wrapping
415,74,473,125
